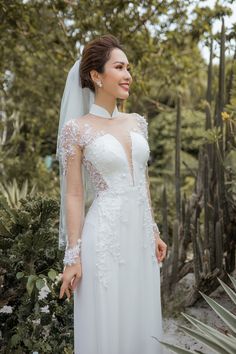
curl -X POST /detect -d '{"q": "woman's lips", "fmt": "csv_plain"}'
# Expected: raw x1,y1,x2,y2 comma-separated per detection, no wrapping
119,84,129,91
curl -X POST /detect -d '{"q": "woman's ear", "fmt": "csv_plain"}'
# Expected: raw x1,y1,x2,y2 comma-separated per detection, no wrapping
90,70,100,85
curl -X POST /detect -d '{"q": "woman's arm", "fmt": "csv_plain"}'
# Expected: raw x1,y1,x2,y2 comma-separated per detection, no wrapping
63,140,84,265
58,120,84,299
145,165,161,240
133,112,161,239
59,120,85,266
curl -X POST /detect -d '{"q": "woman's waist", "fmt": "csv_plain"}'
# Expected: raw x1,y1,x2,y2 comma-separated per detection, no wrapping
95,183,146,197
85,184,148,221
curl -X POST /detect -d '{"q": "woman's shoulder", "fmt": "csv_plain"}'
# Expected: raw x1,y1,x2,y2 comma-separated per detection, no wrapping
129,112,148,139
120,111,147,123
59,116,88,151
130,112,147,123
61,114,90,135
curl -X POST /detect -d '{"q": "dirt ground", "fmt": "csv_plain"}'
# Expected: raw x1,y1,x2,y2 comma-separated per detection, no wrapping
160,270,236,354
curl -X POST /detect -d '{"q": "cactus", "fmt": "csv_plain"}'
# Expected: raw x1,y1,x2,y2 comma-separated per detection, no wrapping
161,184,171,295
206,36,213,105
215,220,223,271
203,153,210,251
191,203,201,286
175,94,181,222
170,219,179,290
159,18,236,309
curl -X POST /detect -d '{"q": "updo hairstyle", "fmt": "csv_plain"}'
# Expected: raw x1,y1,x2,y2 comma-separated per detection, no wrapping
79,34,124,93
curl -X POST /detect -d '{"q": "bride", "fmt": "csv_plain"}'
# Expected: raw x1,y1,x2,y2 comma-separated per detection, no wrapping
56,34,167,354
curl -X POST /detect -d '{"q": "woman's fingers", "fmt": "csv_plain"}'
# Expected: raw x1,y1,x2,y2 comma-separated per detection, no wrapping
65,288,71,299
156,249,162,263
59,283,66,299
71,264,82,290
59,280,72,299
156,239,167,262
60,276,81,299
71,273,82,291
59,284,72,299
71,277,79,291
159,250,165,261
59,263,82,299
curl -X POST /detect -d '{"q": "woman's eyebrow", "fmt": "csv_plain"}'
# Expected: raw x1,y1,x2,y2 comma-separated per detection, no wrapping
113,61,130,66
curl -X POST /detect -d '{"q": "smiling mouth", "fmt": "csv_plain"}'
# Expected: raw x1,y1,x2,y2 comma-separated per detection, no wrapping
119,84,129,90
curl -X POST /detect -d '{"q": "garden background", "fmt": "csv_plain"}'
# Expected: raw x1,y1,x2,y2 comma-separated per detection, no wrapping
0,0,235,353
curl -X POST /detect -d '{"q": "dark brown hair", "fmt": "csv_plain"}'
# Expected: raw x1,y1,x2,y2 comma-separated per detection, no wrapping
79,34,124,93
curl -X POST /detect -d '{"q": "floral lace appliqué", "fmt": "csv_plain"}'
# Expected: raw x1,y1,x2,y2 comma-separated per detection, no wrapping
58,115,159,274
82,156,108,193
58,119,81,176
132,113,148,141
96,195,126,289
58,119,108,176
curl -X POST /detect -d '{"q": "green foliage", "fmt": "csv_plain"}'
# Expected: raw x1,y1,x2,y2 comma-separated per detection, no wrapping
1,0,234,204
148,108,204,177
0,178,37,208
158,274,236,353
0,0,233,166
0,0,235,350
0,194,74,353
0,111,60,197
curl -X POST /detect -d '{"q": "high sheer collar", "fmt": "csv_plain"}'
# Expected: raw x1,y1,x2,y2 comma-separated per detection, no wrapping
89,103,119,119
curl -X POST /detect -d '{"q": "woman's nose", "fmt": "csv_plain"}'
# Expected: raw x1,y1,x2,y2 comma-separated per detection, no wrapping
125,70,132,80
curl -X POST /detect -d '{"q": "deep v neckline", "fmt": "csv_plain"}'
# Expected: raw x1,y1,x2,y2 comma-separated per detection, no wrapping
79,118,145,187
107,132,135,186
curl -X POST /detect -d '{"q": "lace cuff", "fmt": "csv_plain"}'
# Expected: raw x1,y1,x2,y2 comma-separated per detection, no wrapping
63,239,82,266
153,222,160,239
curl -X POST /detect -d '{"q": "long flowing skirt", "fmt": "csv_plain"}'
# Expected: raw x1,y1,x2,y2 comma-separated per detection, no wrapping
74,185,164,354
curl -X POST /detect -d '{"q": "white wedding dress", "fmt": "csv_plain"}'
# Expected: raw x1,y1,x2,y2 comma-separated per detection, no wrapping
59,103,163,354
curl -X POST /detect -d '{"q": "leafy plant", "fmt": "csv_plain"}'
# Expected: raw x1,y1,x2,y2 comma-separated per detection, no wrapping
157,274,236,353
0,194,74,353
0,178,37,208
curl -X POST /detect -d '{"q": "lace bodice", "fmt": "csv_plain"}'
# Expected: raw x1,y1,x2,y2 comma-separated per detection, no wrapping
58,111,160,260
59,112,148,185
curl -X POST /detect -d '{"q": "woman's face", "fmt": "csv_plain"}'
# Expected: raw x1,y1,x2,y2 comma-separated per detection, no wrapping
95,48,133,99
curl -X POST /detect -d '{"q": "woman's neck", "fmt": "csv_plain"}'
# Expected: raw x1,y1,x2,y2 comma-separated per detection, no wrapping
89,103,119,119
94,97,117,117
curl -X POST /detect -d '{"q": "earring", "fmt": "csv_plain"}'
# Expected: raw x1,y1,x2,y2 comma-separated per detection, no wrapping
96,81,102,88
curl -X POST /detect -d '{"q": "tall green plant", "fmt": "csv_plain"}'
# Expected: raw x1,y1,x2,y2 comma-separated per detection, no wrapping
0,178,37,208
157,274,236,353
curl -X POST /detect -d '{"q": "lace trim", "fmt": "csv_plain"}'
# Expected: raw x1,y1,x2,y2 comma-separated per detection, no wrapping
94,183,159,288
58,120,107,176
63,238,82,266
79,123,106,148
58,119,81,176
82,156,108,193
58,116,148,176
95,196,126,288
132,113,148,140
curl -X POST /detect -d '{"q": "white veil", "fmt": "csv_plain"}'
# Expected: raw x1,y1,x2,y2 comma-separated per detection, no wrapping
55,59,96,250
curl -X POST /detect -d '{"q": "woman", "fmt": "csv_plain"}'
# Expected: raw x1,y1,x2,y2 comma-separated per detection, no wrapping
57,34,167,354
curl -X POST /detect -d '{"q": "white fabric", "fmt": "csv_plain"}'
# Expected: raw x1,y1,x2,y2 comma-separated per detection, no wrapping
89,103,119,119
58,104,163,354
56,59,95,249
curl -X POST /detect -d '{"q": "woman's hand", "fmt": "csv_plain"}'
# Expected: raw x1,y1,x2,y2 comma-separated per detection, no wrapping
59,261,82,300
155,236,167,263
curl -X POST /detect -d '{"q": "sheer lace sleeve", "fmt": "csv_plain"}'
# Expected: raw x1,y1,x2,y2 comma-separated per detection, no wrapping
58,119,85,266
134,112,161,240
132,112,148,140
145,166,160,240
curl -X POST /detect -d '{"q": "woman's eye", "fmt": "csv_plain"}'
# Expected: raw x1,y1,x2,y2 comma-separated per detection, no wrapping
116,66,131,72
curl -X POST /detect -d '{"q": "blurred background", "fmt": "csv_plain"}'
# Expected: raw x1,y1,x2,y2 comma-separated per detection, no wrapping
0,1,235,353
